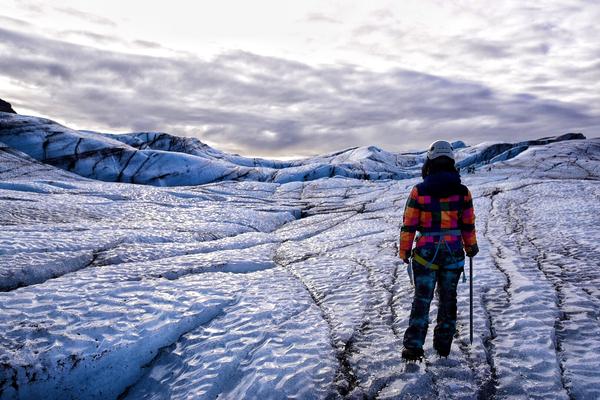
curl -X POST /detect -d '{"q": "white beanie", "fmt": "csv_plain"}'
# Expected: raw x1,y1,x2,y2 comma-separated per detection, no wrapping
427,140,454,160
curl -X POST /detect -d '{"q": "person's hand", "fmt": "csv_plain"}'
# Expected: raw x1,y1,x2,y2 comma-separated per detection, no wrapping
403,258,410,265
465,244,479,258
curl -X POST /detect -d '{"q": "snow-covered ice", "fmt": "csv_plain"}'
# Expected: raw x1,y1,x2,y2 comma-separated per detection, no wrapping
1,112,600,399
0,113,587,186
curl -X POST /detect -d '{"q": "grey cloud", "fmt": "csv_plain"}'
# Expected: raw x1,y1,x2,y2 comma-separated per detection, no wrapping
57,30,175,54
1,25,599,157
53,6,117,27
0,55,72,81
559,61,600,80
369,8,396,21
60,30,122,45
462,39,512,59
16,1,44,16
11,1,117,27
0,14,33,27
347,2,596,87
133,40,163,49
525,43,551,55
304,13,342,24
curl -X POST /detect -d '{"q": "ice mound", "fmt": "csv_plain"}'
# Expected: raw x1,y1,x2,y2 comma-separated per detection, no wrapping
0,114,416,185
0,111,593,187
490,137,600,179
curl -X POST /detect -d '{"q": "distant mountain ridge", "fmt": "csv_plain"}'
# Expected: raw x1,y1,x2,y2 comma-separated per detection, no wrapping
0,111,593,186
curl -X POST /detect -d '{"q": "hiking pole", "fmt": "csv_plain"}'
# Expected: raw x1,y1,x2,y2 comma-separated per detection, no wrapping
469,256,473,345
407,260,414,287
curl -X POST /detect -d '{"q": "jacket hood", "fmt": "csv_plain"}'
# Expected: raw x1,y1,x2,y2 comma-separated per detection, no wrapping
420,171,462,197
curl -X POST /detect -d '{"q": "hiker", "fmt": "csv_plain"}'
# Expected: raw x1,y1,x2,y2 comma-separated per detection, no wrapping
399,140,479,360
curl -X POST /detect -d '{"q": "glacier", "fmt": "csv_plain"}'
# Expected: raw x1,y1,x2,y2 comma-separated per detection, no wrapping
1,110,600,399
0,113,587,186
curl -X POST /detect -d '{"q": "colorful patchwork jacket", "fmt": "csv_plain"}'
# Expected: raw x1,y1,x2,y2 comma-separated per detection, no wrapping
399,171,478,269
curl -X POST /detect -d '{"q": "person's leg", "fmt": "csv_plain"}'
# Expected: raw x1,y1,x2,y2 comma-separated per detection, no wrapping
433,267,463,356
403,263,437,352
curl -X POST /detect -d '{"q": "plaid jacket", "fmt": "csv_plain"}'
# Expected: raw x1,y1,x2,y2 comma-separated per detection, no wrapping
399,173,478,261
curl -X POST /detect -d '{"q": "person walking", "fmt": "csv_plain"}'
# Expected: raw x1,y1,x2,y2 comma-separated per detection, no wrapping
399,140,479,360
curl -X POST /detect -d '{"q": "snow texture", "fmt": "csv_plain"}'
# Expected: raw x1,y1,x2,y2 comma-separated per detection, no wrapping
1,112,600,399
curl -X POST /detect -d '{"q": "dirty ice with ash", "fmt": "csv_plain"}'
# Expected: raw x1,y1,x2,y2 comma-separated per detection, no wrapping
1,109,600,400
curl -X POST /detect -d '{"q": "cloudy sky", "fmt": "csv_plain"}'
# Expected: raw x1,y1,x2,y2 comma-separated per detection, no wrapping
1,0,599,157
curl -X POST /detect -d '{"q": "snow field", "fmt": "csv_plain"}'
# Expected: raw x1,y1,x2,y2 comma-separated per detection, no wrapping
0,274,235,399
124,269,338,399
484,190,567,399
501,181,600,399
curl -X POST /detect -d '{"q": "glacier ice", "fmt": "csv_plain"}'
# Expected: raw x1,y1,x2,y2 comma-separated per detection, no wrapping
1,112,600,399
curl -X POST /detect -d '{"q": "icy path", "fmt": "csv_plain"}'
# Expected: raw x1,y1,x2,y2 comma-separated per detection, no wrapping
2,173,600,399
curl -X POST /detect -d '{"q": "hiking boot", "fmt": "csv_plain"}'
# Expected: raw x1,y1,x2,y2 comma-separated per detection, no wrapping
401,347,424,361
433,341,450,358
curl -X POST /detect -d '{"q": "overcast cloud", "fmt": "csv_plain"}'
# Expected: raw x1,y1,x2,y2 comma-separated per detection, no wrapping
1,0,599,157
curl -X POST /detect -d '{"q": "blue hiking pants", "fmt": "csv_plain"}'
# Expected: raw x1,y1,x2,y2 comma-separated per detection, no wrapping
403,262,463,352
